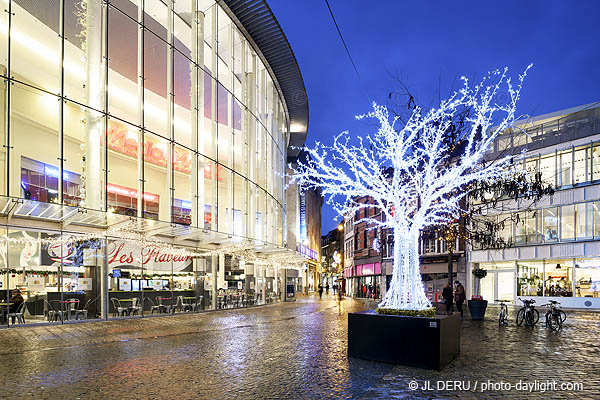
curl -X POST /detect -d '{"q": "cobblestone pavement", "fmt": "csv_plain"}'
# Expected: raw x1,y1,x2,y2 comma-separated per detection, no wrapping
0,296,598,399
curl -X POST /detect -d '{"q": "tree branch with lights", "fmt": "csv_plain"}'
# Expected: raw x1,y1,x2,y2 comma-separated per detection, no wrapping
290,66,533,311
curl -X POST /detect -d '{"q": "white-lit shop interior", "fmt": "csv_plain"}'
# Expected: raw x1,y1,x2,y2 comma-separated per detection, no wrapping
0,0,309,326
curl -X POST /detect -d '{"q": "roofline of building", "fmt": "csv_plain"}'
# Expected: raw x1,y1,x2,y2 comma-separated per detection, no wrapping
221,0,309,158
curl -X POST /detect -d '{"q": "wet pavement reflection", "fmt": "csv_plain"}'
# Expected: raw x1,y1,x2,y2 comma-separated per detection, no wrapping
0,294,391,399
0,295,598,399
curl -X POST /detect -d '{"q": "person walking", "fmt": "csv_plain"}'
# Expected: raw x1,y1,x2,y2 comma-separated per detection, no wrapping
442,282,453,316
325,283,330,294
318,284,323,299
454,280,466,319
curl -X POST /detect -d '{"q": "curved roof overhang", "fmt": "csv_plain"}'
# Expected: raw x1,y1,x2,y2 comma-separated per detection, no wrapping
221,0,309,158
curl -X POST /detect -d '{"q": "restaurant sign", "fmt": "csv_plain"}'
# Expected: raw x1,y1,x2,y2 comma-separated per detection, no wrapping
108,241,193,272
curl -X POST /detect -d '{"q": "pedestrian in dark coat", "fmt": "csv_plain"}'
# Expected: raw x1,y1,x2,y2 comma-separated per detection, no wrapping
318,284,323,299
442,282,453,315
454,280,466,319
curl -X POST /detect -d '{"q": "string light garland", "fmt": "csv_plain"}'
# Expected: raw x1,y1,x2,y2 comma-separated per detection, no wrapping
290,66,532,311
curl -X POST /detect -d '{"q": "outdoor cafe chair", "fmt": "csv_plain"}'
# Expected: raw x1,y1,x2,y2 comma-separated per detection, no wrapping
8,302,26,324
129,298,142,316
193,295,204,312
75,298,93,320
50,300,69,322
110,298,129,317
146,298,163,314
66,298,81,320
174,296,187,312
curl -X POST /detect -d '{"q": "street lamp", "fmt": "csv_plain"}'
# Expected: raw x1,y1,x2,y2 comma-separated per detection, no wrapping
337,224,343,231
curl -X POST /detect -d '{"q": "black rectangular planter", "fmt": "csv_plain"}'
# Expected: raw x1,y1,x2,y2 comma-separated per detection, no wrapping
348,310,461,371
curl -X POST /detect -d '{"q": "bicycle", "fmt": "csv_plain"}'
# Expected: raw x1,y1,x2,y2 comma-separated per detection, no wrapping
543,300,566,331
496,299,509,326
516,298,539,327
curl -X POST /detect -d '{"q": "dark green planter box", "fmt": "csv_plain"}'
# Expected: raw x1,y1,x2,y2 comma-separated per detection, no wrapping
348,310,461,370
467,300,488,320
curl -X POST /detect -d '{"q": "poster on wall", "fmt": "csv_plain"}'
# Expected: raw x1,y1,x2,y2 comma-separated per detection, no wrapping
79,278,93,290
7,231,41,268
237,281,242,290
26,277,45,291
118,278,131,291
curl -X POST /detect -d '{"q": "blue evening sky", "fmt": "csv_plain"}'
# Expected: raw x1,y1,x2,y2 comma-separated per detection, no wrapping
269,0,600,234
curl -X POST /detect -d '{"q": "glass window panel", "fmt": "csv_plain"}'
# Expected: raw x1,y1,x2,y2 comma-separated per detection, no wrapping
174,50,193,148
143,30,168,136
63,101,105,210
143,132,168,220
108,6,138,125
200,156,216,231
11,1,60,93
514,212,528,245
144,0,169,41
593,143,600,181
233,174,246,238
0,0,7,76
539,154,555,186
560,150,572,186
517,262,543,296
573,146,589,184
7,229,58,326
480,271,494,302
173,0,193,56
594,201,600,238
545,260,573,297
11,84,59,200
172,145,192,225
108,238,144,318
106,117,141,217
65,0,106,109
217,166,232,234
575,259,600,298
526,210,541,244
561,205,575,240
497,271,515,302
542,207,558,242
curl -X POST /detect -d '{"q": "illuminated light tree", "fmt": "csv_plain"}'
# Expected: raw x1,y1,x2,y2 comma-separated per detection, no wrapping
290,67,531,311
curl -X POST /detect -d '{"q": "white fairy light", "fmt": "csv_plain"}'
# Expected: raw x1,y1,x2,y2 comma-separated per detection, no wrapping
290,67,531,310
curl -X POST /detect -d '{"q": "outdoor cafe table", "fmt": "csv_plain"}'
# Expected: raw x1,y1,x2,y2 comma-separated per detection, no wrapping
52,300,80,320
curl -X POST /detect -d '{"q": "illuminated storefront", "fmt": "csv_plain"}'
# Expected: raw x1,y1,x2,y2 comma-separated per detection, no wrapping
0,0,308,326
470,104,600,309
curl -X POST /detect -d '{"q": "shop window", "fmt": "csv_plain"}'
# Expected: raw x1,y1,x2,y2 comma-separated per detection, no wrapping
575,260,600,298
545,261,573,297
20,157,82,206
517,263,543,296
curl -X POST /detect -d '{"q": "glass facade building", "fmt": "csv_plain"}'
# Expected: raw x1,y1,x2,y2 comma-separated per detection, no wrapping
470,103,600,309
0,0,309,326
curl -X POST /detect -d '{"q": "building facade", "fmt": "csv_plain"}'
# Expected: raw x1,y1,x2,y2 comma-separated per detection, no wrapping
321,224,343,289
470,103,600,309
0,0,309,326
